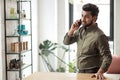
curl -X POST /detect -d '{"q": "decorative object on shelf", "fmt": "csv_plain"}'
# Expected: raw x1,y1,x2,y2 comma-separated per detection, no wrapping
11,42,19,53
21,10,26,19
17,24,28,35
18,24,25,30
11,41,28,53
10,7,18,19
9,59,22,69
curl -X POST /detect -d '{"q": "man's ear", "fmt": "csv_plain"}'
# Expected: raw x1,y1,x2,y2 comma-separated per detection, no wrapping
93,16,97,22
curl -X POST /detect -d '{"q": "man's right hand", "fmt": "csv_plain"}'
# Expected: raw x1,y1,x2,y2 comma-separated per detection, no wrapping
68,19,81,36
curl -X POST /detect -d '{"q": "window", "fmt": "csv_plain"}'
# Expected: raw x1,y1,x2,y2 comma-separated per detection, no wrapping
69,0,114,41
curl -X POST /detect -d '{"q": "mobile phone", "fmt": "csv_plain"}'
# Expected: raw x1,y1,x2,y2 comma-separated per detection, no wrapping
78,19,82,27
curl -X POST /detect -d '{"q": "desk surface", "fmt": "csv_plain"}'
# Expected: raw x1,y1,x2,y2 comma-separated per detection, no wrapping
23,72,120,80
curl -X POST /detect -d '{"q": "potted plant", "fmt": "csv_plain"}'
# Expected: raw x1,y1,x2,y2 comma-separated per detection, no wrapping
39,39,75,72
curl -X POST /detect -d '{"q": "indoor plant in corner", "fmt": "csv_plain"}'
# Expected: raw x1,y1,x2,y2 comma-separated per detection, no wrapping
39,39,70,72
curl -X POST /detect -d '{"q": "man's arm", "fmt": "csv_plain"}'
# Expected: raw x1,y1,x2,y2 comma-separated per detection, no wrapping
97,35,112,72
63,20,80,45
91,35,112,79
63,32,78,45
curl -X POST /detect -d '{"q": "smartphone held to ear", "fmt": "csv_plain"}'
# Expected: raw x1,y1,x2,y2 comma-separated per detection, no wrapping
78,19,82,27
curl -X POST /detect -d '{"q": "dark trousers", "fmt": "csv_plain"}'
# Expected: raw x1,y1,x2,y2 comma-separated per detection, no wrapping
78,67,99,73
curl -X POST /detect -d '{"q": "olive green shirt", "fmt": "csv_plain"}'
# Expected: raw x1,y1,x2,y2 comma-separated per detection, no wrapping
63,23,112,72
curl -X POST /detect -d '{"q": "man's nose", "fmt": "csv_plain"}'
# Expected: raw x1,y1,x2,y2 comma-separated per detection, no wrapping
82,17,86,22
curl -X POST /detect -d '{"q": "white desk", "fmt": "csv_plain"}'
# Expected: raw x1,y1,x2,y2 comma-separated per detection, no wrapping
23,72,120,80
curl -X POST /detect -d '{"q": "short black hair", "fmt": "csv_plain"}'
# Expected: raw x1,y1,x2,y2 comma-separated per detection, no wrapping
82,3,99,17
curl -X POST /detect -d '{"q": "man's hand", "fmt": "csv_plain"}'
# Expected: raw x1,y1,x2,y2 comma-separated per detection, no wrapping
91,73,105,80
68,20,81,36
91,68,105,80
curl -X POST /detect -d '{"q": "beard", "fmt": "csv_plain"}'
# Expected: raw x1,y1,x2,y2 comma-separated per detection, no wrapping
82,20,94,27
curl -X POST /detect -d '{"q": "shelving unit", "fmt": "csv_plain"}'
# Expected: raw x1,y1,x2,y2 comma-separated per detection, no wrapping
4,0,33,80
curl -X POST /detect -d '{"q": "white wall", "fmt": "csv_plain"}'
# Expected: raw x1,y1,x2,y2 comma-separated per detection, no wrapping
38,0,57,71
38,0,57,42
57,0,69,69
37,0,67,43
38,0,67,71
31,0,38,73
0,1,2,79
114,0,120,56
1,0,6,79
57,0,66,44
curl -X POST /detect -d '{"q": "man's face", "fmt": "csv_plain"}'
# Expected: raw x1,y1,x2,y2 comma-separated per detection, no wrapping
81,10,96,27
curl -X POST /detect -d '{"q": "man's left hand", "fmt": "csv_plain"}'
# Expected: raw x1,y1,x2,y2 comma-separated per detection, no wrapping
91,73,105,80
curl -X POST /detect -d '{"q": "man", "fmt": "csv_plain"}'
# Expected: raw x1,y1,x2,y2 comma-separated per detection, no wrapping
63,3,112,80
